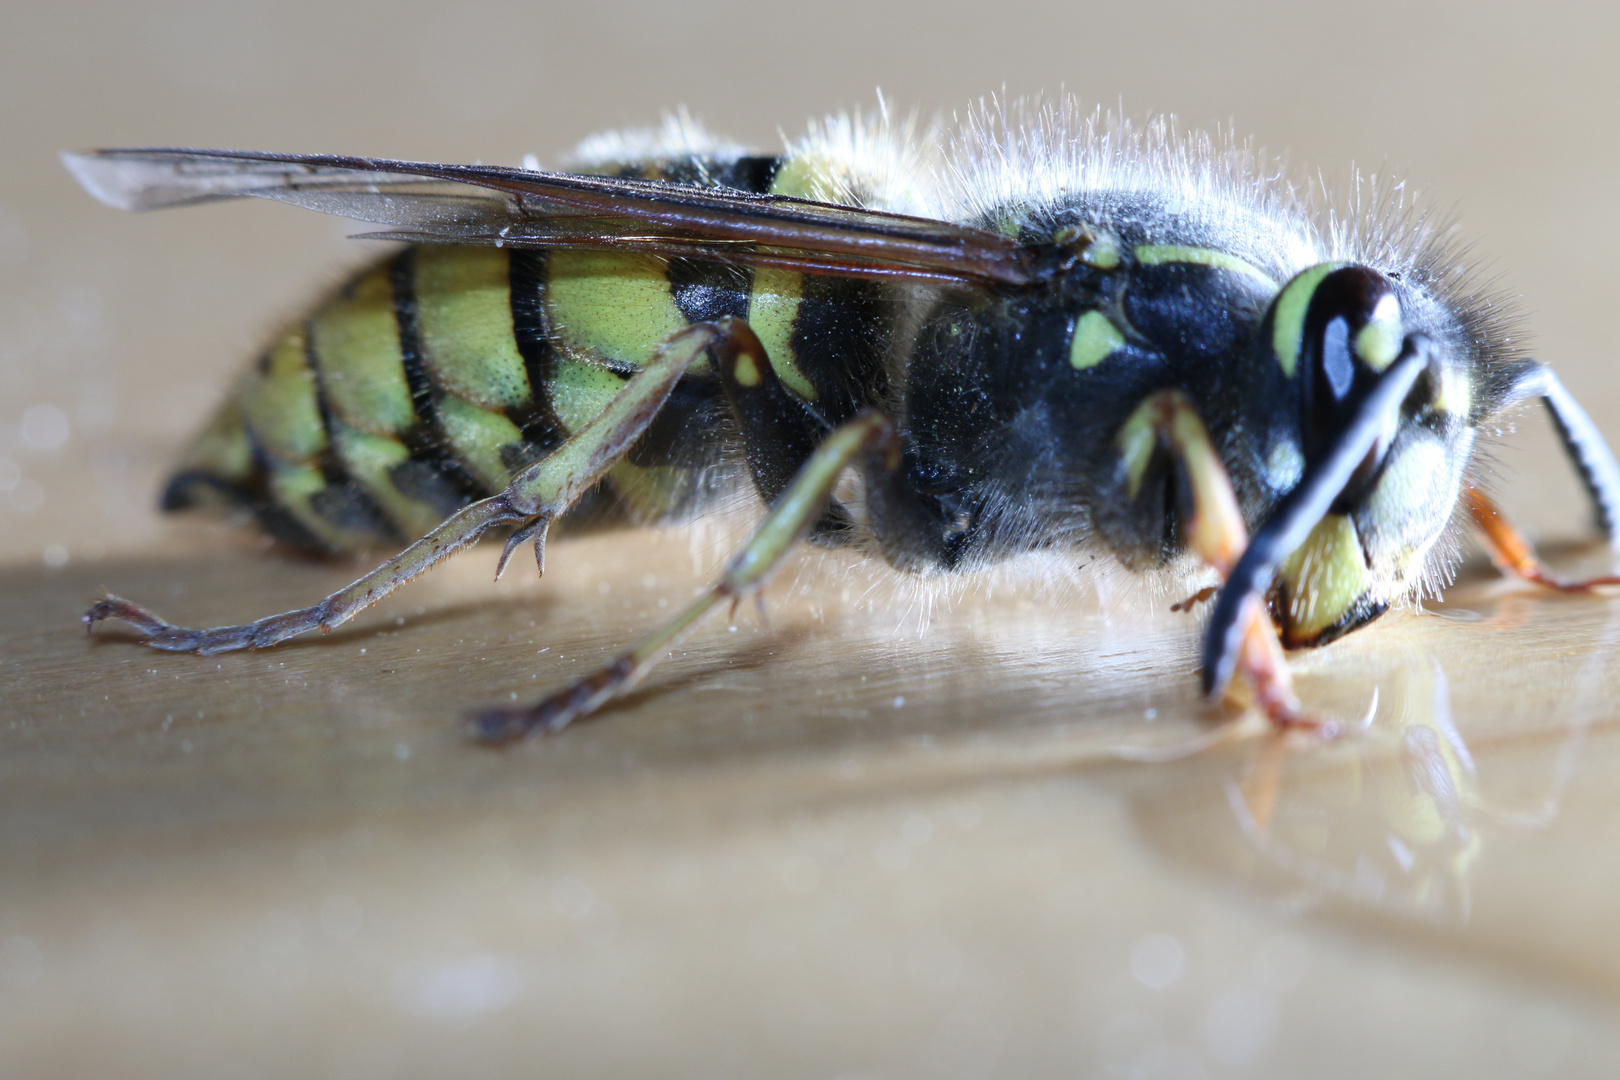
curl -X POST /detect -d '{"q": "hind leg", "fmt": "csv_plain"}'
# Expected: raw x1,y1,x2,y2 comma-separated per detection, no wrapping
85,320,729,654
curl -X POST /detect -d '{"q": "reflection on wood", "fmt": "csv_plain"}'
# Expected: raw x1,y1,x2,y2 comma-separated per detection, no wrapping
4,529,1620,1074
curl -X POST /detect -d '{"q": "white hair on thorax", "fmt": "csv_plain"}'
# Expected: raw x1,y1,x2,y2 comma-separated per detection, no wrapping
938,95,1325,277
563,106,748,168
775,93,943,217
558,94,1501,330
945,96,1515,357
775,94,1506,318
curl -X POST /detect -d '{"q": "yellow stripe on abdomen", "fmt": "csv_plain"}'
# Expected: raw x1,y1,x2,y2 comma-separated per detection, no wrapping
327,420,445,539
308,263,414,436
239,324,325,463
436,395,526,491
545,251,697,373
415,246,533,409
747,268,818,401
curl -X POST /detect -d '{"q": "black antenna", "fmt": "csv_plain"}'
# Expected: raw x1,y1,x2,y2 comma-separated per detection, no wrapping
1202,339,1431,697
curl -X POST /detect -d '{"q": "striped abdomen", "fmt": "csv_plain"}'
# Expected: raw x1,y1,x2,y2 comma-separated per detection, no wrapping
166,190,894,553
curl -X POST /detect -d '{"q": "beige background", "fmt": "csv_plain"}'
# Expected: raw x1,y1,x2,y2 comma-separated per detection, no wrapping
4,1,1620,1077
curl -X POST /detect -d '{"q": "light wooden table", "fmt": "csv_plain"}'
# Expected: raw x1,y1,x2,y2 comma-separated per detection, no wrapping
4,520,1620,1077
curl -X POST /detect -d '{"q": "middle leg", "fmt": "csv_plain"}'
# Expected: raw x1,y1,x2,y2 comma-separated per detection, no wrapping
468,409,900,743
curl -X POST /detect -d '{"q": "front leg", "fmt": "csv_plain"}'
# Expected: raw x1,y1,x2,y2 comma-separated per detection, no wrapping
1117,390,1304,726
1464,487,1620,592
84,320,727,654
1497,361,1620,544
1467,360,1620,590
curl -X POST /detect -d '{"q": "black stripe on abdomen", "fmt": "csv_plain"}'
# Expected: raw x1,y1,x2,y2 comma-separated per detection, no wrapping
667,257,751,325
506,249,570,458
388,247,492,503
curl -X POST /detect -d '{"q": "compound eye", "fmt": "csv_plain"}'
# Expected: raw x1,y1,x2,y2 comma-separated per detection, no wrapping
1294,265,1403,461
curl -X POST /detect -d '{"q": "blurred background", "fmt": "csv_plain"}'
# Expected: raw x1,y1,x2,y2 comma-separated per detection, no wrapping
4,2,1620,1077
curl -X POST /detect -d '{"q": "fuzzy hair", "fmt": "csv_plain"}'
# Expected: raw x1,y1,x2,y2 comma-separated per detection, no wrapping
776,95,942,217
563,106,749,169
787,94,1522,381
773,94,1528,611
569,94,1534,614
563,94,1521,367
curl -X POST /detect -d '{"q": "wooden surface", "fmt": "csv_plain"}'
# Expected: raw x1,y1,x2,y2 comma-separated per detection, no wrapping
5,526,1620,1077
7,2,1620,1076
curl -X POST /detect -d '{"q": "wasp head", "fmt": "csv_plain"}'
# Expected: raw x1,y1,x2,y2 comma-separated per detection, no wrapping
1265,264,1477,647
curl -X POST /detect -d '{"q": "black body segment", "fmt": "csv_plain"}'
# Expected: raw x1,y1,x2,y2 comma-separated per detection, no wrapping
503,249,570,456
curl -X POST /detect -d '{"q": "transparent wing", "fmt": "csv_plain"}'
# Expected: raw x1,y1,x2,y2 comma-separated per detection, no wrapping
63,148,1033,287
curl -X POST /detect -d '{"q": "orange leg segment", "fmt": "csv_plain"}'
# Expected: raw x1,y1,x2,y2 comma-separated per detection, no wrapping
1464,487,1620,592
1126,391,1307,728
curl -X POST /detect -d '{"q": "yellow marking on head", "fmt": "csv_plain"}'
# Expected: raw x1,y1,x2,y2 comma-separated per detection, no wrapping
748,268,818,400
1366,438,1448,528
1133,245,1278,290
1279,513,1372,640
1361,436,1452,588
240,325,325,462
546,251,700,374
1069,310,1125,370
1355,293,1404,372
1115,400,1159,500
1435,364,1472,418
436,394,526,491
309,264,414,435
1272,262,1349,378
732,350,762,387
1265,439,1304,492
415,247,532,409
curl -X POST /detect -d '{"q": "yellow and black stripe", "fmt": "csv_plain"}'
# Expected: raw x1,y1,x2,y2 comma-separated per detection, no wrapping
163,155,892,553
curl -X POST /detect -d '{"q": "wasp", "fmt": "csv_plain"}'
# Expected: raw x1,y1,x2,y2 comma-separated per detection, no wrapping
63,100,1620,742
